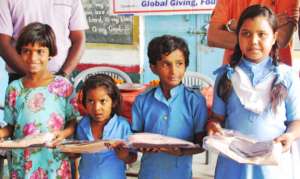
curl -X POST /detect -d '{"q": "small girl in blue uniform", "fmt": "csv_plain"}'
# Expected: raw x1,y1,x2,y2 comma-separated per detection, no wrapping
207,5,300,179
132,35,208,179
75,74,137,179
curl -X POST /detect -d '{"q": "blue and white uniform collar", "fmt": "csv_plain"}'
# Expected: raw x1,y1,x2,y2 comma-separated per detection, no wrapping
154,83,184,105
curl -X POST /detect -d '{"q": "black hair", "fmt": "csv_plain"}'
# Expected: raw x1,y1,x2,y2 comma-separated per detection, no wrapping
16,22,57,57
147,35,190,67
81,74,122,117
217,4,284,107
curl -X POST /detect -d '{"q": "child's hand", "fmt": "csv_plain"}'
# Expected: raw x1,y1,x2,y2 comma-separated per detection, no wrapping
48,131,67,147
206,120,223,136
110,141,137,163
110,141,129,160
274,132,295,153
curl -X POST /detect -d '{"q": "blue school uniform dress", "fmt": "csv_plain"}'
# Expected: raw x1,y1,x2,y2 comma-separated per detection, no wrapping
75,114,132,179
132,84,208,179
213,57,300,179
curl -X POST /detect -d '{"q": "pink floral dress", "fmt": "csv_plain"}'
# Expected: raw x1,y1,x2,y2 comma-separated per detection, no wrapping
4,76,79,179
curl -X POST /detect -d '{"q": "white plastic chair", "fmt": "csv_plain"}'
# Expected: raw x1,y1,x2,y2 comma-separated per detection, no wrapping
183,71,214,89
73,66,133,91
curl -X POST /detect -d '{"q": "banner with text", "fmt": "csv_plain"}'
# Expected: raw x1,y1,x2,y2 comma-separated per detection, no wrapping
111,0,216,15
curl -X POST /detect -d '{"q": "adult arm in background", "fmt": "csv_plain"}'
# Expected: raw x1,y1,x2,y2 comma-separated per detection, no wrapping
276,14,298,48
207,14,297,50
276,0,299,48
207,0,237,50
58,30,86,76
208,15,298,49
207,20,237,50
0,34,27,75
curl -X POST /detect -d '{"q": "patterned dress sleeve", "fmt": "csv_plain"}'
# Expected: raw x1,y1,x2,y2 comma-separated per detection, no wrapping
3,83,20,125
64,78,80,122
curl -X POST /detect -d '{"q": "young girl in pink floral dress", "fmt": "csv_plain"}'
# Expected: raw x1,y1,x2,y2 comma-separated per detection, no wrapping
0,22,79,178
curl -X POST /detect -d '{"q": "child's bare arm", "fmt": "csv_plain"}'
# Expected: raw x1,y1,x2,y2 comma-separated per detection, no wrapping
61,118,77,138
0,125,14,138
110,140,138,164
50,118,77,146
206,113,225,136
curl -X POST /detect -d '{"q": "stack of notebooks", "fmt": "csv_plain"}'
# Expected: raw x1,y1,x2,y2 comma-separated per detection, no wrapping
0,132,200,153
58,133,200,153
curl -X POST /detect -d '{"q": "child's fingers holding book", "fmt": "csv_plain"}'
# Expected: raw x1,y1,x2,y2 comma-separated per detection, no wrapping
206,119,224,136
274,132,295,153
47,131,67,147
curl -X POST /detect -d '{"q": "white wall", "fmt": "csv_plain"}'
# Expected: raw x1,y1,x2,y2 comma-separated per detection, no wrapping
81,47,140,66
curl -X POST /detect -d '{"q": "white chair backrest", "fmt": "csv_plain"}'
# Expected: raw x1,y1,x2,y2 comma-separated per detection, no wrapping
73,66,133,91
182,71,214,89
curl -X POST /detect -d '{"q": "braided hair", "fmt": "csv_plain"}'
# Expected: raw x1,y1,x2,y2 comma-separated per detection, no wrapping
217,4,286,109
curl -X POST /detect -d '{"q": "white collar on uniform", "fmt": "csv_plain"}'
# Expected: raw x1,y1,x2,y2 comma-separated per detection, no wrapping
231,66,275,114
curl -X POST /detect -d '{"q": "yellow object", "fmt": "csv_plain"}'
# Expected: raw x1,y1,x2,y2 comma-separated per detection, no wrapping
149,79,160,87
113,78,124,84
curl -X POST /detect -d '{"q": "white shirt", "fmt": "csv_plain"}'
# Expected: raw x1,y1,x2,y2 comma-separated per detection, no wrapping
0,0,89,73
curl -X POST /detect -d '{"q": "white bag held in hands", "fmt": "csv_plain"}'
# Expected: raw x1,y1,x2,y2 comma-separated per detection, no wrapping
203,130,282,165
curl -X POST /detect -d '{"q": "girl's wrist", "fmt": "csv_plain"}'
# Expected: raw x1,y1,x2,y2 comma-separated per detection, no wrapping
61,127,74,139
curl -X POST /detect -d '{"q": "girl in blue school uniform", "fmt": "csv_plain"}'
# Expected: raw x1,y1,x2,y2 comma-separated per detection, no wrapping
75,74,137,179
207,4,300,179
132,35,208,179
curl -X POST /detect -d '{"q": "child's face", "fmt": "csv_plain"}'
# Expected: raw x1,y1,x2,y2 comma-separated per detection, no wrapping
238,16,277,63
85,86,113,124
20,43,50,74
151,49,186,90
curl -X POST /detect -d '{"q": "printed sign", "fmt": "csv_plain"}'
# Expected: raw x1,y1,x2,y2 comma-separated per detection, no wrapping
111,0,216,15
